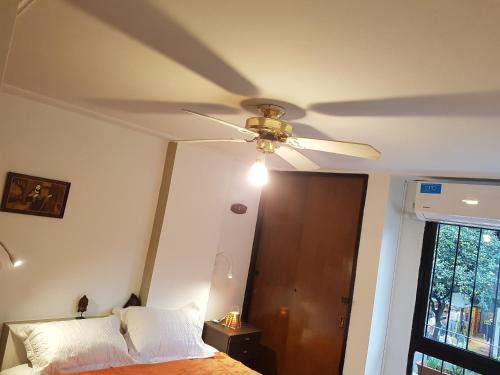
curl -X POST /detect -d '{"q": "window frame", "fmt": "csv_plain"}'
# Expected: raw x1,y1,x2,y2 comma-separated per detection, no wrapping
407,221,500,374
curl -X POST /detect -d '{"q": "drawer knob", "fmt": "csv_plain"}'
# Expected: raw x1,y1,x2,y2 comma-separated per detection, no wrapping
243,350,248,354
244,337,251,341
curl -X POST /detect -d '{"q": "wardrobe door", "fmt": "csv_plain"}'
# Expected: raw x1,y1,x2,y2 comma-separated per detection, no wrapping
246,173,308,374
246,172,367,375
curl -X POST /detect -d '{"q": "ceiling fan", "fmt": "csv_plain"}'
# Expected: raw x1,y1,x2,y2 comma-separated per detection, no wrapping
178,104,381,175
69,0,382,184
70,0,500,170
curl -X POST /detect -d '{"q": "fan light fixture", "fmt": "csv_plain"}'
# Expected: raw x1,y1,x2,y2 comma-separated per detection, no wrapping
0,241,23,268
248,153,268,187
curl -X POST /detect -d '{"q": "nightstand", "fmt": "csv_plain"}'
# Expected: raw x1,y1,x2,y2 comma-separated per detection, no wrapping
202,321,262,367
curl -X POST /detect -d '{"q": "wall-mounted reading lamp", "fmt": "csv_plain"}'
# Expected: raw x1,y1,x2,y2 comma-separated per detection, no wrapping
216,252,233,279
0,241,23,268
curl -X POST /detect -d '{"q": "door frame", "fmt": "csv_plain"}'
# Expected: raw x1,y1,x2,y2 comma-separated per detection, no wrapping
242,171,369,375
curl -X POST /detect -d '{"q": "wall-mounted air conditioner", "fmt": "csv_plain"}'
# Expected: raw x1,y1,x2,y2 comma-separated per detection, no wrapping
411,181,500,229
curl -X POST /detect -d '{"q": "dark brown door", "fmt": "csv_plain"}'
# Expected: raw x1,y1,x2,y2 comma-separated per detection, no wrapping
245,172,367,375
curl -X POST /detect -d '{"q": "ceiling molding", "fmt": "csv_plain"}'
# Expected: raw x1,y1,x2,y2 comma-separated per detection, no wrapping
0,0,18,85
17,0,36,15
0,83,179,140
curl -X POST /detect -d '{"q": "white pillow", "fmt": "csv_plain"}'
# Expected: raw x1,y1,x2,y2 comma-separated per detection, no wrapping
0,364,33,375
23,316,135,375
112,303,202,330
9,323,38,341
181,303,203,330
120,306,214,363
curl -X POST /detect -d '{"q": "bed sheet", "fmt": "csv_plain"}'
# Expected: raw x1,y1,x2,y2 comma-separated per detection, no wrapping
62,353,259,375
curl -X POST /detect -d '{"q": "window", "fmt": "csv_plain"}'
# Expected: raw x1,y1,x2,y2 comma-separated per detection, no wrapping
408,222,500,374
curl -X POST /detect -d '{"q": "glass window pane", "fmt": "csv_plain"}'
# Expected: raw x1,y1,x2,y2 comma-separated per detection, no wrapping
445,227,481,349
411,351,424,375
442,361,464,374
411,351,482,374
424,355,444,372
422,224,500,362
468,229,500,358
464,371,481,375
425,224,460,342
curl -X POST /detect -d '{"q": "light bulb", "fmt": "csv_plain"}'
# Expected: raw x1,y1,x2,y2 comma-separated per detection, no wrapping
248,158,268,187
13,259,24,268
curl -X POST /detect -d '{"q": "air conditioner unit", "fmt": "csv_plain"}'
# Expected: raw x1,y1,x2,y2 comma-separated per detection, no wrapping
412,181,500,229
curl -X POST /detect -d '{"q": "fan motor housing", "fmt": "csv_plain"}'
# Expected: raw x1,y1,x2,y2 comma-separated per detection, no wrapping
245,117,293,142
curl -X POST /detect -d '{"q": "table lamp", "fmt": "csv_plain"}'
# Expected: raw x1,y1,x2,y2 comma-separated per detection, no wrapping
222,306,242,329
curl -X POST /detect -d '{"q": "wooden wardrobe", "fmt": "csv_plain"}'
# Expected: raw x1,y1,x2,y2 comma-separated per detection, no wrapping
243,172,367,375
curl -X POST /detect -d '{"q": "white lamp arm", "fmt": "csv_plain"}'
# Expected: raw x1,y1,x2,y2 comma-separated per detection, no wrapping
0,241,23,268
216,252,233,279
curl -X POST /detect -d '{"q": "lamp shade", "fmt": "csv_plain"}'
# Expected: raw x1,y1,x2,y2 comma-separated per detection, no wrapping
222,309,242,329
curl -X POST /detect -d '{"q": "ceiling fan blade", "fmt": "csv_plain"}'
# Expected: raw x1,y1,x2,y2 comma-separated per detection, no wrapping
274,146,320,171
69,0,258,96
183,109,256,136
175,138,249,143
287,137,380,160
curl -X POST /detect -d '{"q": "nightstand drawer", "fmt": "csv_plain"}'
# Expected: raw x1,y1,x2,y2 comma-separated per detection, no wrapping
228,341,259,361
230,331,261,345
202,321,263,369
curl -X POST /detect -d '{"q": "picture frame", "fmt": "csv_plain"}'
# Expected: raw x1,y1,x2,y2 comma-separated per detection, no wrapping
0,172,71,218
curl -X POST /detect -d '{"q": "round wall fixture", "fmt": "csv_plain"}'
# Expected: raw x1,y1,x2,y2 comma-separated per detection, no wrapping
231,203,248,214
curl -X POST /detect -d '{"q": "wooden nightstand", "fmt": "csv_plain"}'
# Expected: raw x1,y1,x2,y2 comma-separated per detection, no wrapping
202,321,262,367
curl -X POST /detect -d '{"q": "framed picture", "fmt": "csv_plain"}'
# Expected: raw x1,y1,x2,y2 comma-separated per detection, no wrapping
0,172,71,218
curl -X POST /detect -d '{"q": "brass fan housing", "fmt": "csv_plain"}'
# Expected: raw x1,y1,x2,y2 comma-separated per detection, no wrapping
245,105,293,144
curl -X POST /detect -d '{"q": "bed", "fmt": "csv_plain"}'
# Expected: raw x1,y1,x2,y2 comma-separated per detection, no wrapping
65,353,256,375
0,314,259,375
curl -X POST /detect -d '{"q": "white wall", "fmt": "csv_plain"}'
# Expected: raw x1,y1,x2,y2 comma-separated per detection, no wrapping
205,165,261,320
381,183,426,375
364,177,406,374
342,175,406,375
145,144,260,320
0,91,425,372
343,177,426,375
0,91,166,325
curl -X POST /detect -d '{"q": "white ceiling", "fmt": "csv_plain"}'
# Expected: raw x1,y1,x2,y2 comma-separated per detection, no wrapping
4,0,500,177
